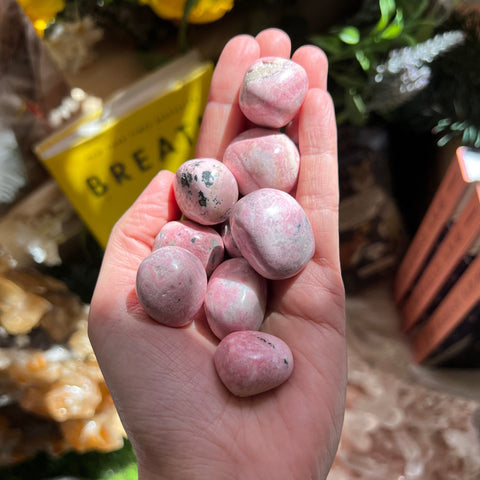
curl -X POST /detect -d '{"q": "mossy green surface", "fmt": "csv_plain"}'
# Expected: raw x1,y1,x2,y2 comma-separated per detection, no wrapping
0,441,137,480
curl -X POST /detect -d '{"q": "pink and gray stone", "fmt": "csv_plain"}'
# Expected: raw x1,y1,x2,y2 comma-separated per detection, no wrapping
220,219,242,258
229,188,315,280
223,128,300,195
214,330,294,397
174,158,239,226
239,56,308,128
136,246,207,327
153,219,224,276
205,258,267,339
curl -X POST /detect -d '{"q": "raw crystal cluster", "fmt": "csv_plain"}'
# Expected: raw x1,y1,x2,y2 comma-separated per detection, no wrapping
329,285,480,480
329,358,480,480
0,268,125,466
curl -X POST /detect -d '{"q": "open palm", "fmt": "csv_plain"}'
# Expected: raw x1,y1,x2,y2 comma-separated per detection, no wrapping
89,29,346,480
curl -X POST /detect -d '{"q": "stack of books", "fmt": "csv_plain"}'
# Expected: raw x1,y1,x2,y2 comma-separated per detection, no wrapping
394,146,480,366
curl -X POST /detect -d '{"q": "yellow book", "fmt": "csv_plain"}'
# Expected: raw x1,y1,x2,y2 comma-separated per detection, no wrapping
35,51,213,248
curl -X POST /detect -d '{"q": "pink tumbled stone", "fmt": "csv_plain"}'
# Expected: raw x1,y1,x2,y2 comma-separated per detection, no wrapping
229,188,315,280
136,246,207,327
205,258,267,339
239,56,308,128
214,330,294,397
220,220,242,258
174,158,239,225
223,128,300,195
153,220,224,276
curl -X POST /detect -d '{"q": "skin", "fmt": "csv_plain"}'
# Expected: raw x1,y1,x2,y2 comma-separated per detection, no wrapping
88,28,346,480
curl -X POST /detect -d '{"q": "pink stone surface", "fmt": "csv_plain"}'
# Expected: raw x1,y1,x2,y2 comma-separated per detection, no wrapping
239,56,308,128
174,158,239,226
214,330,294,397
153,220,224,276
136,246,207,327
229,188,315,280
220,220,242,258
223,128,300,195
205,258,267,339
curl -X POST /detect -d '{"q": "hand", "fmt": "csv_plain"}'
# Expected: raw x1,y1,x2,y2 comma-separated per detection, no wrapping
89,28,346,480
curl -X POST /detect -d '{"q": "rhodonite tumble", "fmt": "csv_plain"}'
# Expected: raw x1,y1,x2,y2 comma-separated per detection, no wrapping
174,158,238,225
153,220,224,276
214,330,294,397
205,258,267,339
223,128,300,195
229,188,315,280
239,57,308,128
136,246,207,327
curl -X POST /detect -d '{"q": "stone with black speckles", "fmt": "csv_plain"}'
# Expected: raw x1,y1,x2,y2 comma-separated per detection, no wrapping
214,330,294,397
174,158,238,226
153,220,224,276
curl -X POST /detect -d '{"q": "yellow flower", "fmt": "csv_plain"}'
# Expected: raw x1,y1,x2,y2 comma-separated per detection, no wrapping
17,0,66,37
141,0,234,24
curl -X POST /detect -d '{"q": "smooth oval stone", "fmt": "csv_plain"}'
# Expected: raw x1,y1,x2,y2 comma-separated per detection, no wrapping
223,128,300,195
229,188,315,280
174,158,239,225
214,330,294,397
136,246,207,327
239,56,308,128
153,220,224,276
205,258,267,339
220,219,242,258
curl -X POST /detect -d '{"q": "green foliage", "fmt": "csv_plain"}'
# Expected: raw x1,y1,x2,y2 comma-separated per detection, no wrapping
310,0,448,125
429,15,480,148
384,11,480,149
0,440,137,480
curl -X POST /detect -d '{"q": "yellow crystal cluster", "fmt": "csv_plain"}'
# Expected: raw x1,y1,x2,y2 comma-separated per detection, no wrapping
0,269,125,466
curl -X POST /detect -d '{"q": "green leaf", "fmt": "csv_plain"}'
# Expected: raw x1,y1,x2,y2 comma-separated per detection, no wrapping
355,50,371,71
474,132,480,148
380,9,404,39
381,23,403,39
463,125,478,145
437,131,458,147
374,0,396,32
344,88,368,126
338,26,360,45
436,118,452,129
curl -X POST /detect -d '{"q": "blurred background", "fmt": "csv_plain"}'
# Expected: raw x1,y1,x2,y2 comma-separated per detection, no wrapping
1,0,480,478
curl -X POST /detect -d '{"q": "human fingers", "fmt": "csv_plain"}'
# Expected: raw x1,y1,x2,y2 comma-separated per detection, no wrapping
295,88,340,271
286,45,329,142
255,27,291,58
196,34,260,159
91,170,180,305
291,45,328,90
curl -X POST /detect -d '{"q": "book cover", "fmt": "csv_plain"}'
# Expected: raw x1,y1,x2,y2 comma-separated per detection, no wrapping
401,184,480,331
35,51,213,248
393,147,480,305
412,249,480,364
